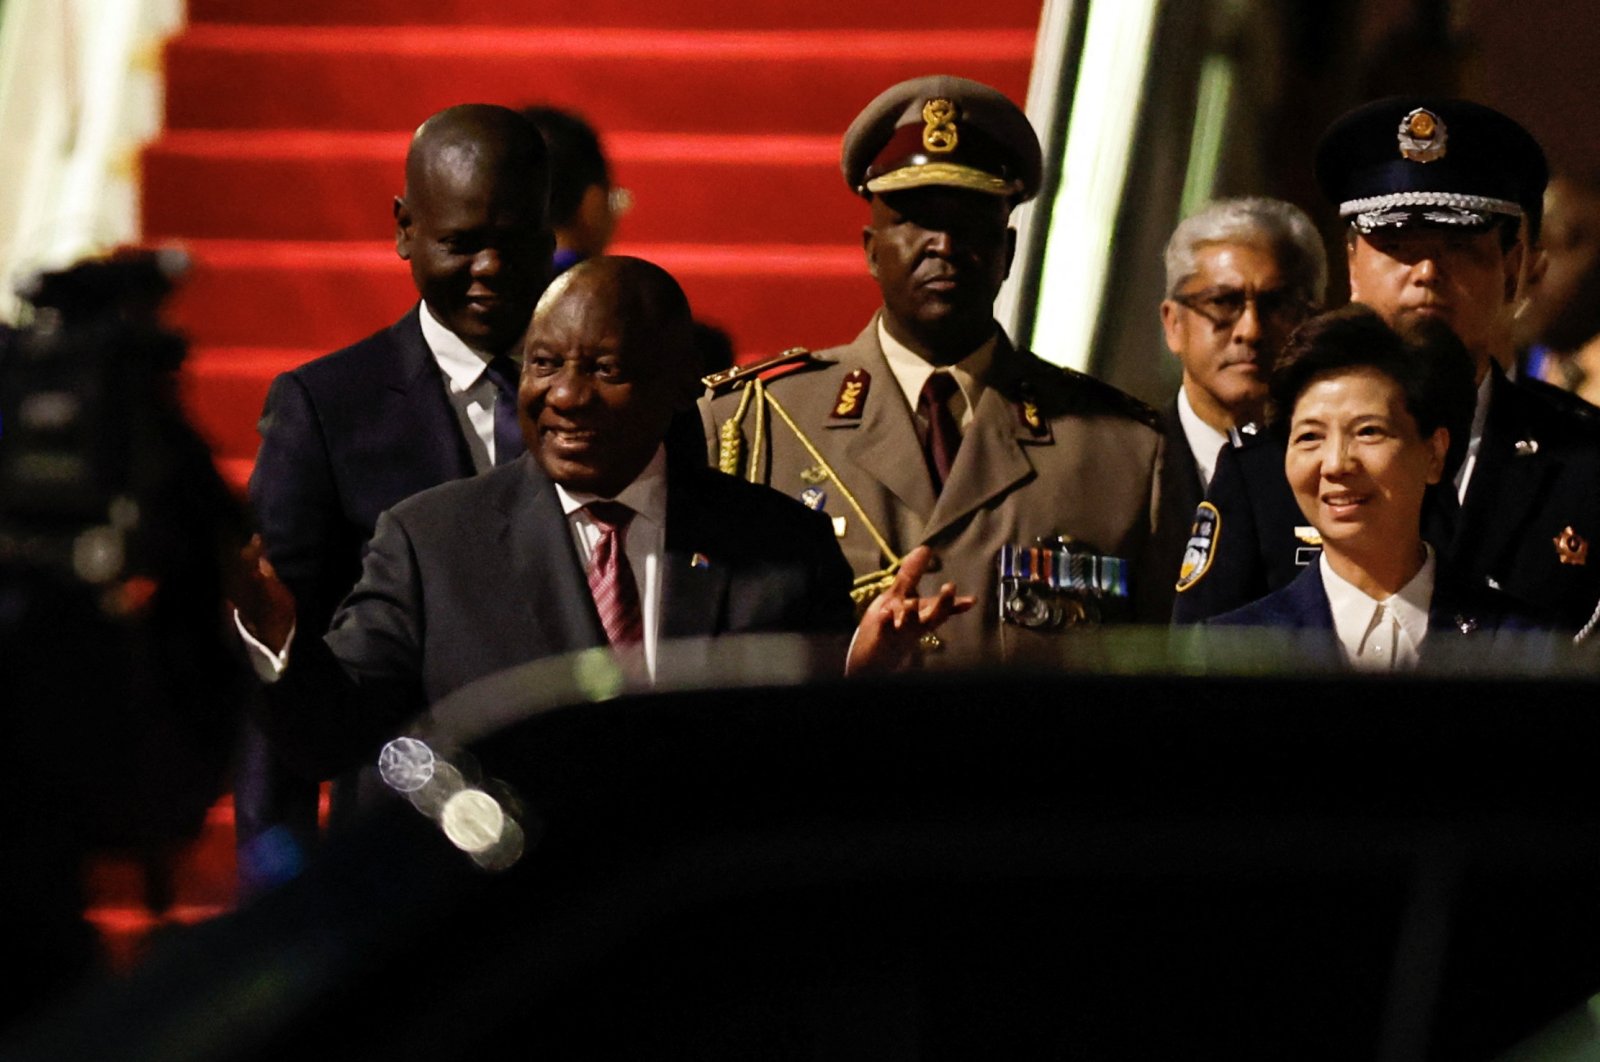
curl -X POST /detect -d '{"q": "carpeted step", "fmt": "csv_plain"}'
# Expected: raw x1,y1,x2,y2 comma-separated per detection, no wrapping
165,26,1034,134
165,239,880,366
142,131,861,245
190,0,1041,31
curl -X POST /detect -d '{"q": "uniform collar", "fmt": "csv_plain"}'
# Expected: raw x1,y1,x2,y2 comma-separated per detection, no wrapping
876,316,996,425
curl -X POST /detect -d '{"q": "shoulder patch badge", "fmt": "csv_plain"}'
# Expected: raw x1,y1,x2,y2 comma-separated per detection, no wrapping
831,368,870,419
1175,502,1221,593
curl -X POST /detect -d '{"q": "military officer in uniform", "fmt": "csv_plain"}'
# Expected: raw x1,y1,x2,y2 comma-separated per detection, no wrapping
1174,97,1600,629
701,75,1168,665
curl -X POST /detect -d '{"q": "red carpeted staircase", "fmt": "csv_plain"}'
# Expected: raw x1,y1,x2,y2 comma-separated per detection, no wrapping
110,0,1038,959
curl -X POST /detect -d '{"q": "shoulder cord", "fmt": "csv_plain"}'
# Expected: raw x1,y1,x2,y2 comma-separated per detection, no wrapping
724,380,903,604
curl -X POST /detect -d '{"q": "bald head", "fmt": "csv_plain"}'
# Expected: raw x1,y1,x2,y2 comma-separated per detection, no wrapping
519,257,699,495
394,104,554,355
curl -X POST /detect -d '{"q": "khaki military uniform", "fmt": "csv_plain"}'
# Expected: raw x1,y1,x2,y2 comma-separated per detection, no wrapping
701,317,1171,664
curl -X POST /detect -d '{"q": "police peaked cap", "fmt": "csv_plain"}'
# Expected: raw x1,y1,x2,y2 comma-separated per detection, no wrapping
841,75,1043,205
1315,96,1548,238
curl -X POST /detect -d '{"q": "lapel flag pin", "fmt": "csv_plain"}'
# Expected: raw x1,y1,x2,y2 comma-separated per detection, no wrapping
1515,437,1540,457
690,552,710,569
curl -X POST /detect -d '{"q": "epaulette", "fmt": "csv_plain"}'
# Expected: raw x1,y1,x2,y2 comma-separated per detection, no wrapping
1048,362,1163,431
702,347,816,393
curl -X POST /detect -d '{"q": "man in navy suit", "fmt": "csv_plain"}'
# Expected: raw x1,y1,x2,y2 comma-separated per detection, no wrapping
235,257,960,781
238,104,555,878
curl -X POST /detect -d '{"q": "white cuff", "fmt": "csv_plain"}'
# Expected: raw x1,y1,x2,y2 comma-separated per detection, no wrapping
234,609,295,683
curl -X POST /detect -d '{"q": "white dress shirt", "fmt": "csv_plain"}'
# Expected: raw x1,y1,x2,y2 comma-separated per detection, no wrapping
1175,387,1231,490
877,317,996,431
555,445,669,679
1454,372,1493,503
1320,546,1434,670
418,301,518,473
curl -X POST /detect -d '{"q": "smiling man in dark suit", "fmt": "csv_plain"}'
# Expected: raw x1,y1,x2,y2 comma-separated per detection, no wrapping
238,104,554,878
235,257,958,781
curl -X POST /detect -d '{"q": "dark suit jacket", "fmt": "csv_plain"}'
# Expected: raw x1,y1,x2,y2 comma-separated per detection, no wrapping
1175,369,1600,628
1154,398,1207,595
1209,558,1545,659
242,306,476,847
258,455,856,779
249,305,476,635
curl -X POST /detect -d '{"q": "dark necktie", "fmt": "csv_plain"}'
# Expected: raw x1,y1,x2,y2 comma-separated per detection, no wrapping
584,501,644,647
483,355,524,466
918,371,962,494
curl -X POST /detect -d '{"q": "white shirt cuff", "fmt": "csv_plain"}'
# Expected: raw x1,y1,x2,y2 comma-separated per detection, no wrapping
234,608,295,683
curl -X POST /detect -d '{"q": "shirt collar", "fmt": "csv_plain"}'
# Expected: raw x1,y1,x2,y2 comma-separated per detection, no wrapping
418,300,511,392
876,315,996,420
1175,387,1231,489
1319,544,1435,660
553,444,669,527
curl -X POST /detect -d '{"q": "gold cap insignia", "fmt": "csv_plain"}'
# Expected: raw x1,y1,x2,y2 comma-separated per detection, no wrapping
921,98,959,154
831,368,870,419
1398,107,1447,163
1554,526,1589,566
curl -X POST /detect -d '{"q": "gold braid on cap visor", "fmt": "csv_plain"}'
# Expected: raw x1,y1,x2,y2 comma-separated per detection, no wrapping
865,163,1017,197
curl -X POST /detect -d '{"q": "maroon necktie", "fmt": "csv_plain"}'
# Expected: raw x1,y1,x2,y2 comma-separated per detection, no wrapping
584,501,644,647
918,371,962,493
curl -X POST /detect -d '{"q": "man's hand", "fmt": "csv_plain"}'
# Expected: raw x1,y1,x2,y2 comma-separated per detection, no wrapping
846,545,975,675
227,534,297,653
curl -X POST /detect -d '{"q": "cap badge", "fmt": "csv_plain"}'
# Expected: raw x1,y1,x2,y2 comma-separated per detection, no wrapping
1398,107,1447,163
1554,526,1589,566
921,98,959,154
831,368,870,418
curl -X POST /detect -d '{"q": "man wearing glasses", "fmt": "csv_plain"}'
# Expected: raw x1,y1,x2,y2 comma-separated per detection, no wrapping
1174,97,1600,629
1156,197,1326,587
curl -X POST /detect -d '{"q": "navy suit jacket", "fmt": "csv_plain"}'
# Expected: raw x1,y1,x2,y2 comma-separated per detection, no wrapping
258,454,856,779
1209,559,1546,662
249,305,477,637
1175,370,1600,628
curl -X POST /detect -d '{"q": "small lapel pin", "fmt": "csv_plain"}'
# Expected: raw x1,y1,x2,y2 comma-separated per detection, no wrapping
1554,526,1589,566
799,464,829,485
1515,437,1540,457
690,552,710,569
1454,615,1479,635
799,487,827,511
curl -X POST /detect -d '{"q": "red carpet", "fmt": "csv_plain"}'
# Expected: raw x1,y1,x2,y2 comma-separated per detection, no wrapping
130,0,1038,956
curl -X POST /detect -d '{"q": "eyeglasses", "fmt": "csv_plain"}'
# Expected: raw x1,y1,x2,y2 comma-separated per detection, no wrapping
1173,286,1311,329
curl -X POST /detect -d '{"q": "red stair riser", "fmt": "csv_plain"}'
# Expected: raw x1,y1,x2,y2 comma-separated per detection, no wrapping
166,241,881,361
143,142,864,245
165,29,1033,134
190,0,1042,31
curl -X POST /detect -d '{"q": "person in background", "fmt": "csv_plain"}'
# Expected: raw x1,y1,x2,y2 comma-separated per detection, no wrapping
1156,197,1325,589
522,106,629,276
1175,96,1600,630
1516,171,1600,407
238,104,554,890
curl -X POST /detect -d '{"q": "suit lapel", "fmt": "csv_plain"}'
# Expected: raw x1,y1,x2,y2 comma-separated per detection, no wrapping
1454,372,1553,573
499,459,607,654
659,466,732,639
921,339,1038,544
828,322,939,519
387,305,477,482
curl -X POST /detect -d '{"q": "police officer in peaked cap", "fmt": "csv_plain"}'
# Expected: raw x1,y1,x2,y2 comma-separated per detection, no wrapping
1174,96,1600,629
702,75,1173,665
